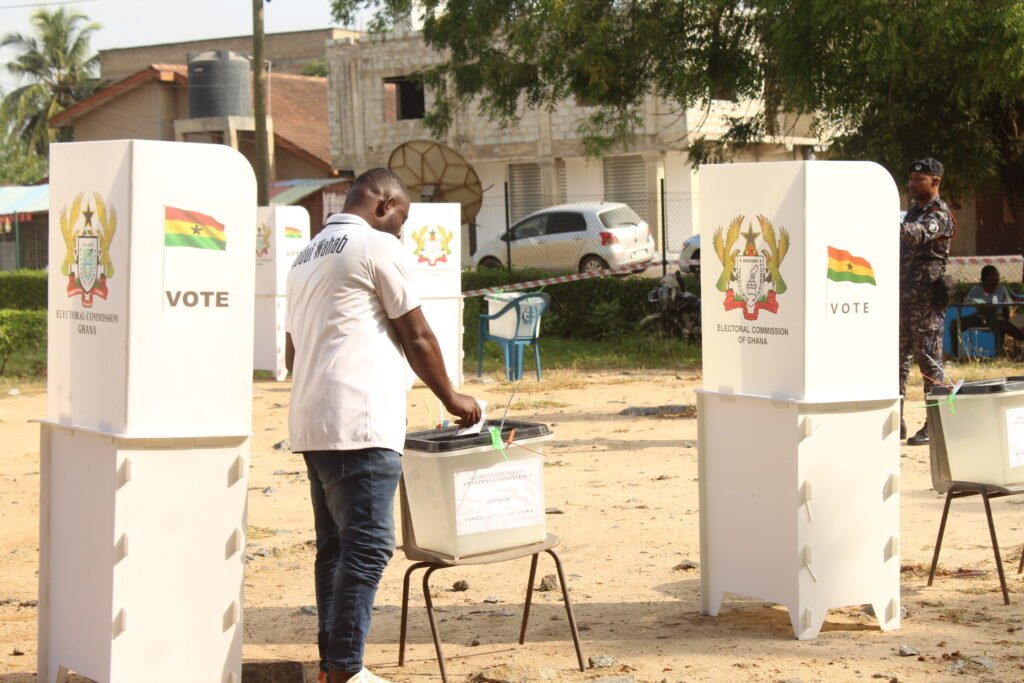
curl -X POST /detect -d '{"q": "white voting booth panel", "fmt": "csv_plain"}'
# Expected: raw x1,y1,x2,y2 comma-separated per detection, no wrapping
255,205,310,296
403,203,464,389
47,140,257,437
38,424,249,683
700,162,899,402
254,296,288,381
697,393,901,639
697,161,901,639
420,296,465,389
254,206,309,380
40,140,256,683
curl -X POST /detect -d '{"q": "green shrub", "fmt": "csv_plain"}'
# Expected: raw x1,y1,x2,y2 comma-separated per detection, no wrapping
0,270,47,310
0,309,47,375
462,268,700,341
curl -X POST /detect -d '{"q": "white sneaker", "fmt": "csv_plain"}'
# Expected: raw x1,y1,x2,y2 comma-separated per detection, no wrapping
355,669,393,683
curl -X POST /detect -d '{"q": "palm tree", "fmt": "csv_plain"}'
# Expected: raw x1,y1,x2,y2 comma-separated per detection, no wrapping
1,8,101,156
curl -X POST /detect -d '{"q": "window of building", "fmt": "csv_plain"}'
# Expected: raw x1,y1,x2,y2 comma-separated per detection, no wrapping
383,76,425,121
508,162,543,223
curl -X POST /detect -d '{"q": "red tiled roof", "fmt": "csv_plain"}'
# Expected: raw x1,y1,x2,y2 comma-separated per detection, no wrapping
50,65,187,126
51,64,332,170
266,73,331,168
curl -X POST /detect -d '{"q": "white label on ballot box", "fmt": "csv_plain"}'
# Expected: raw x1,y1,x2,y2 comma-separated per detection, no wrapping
1005,407,1024,469
453,459,543,536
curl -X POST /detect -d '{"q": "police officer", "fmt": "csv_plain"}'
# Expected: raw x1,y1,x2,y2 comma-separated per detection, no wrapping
900,158,956,446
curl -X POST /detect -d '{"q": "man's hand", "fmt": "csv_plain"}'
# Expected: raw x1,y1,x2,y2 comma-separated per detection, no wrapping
445,392,482,426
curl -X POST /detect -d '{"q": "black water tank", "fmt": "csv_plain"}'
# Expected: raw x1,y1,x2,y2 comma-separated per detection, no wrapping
187,50,252,118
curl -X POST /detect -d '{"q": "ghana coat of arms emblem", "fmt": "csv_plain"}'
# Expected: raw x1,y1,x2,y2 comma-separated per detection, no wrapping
411,224,453,266
255,222,271,258
59,192,117,308
713,214,790,321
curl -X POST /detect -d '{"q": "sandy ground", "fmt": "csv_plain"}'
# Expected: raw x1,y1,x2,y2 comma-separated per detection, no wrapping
1,370,1023,682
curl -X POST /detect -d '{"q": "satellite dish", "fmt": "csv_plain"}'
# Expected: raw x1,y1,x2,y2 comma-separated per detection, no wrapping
388,140,483,225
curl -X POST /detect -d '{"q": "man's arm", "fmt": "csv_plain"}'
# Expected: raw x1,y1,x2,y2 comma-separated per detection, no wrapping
390,307,481,425
286,333,295,373
901,209,954,246
965,284,987,304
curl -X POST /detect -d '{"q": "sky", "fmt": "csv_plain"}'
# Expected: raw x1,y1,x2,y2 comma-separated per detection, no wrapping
0,0,356,91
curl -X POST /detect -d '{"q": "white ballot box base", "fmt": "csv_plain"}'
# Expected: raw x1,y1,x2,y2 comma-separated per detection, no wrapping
38,423,249,683
697,391,901,640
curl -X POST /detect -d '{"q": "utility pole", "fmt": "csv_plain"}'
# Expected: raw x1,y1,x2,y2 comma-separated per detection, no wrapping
252,0,270,206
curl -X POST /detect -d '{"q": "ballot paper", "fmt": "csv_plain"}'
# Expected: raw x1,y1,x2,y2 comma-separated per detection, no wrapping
454,399,487,436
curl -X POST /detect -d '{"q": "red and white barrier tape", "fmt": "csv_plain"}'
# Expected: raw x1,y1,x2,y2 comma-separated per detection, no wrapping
948,255,1023,265
462,254,1023,297
462,258,699,297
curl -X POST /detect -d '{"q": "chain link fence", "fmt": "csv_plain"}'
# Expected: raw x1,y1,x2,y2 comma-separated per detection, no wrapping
468,185,697,281
0,215,48,271
946,256,1023,284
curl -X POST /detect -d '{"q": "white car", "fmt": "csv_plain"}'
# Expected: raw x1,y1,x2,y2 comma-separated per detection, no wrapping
475,202,655,273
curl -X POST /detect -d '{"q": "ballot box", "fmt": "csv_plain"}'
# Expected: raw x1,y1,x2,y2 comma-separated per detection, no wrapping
403,420,552,558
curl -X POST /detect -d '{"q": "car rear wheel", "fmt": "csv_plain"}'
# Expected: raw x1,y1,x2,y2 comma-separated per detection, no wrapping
579,255,609,274
477,257,502,270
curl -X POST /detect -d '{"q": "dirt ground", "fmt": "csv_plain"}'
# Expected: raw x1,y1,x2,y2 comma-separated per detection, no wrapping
1,370,1023,682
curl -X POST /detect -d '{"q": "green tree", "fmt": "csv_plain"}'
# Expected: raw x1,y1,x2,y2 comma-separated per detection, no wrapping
1,7,101,156
330,0,1024,246
301,59,329,77
0,130,47,184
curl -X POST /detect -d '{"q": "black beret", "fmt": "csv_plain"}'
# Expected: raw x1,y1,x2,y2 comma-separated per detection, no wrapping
908,158,943,176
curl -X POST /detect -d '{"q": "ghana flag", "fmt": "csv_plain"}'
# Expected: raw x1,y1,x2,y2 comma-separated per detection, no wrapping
827,246,876,285
164,206,226,250
284,226,302,239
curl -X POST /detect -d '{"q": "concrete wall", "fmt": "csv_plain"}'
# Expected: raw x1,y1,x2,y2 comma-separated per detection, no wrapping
274,150,331,180
100,28,362,83
327,30,831,264
70,83,184,141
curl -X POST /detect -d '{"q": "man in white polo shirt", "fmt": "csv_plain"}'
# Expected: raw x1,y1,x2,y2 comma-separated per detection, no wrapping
285,168,480,683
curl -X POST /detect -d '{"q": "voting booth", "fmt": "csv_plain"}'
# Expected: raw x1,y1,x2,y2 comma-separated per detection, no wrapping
697,161,902,639
39,140,256,682
403,203,464,390
255,206,309,380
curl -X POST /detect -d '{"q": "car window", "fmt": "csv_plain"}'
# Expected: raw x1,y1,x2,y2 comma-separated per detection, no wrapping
546,212,587,235
510,215,546,240
599,206,643,229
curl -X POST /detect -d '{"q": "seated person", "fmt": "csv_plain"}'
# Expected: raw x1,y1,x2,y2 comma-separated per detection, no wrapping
958,265,1024,354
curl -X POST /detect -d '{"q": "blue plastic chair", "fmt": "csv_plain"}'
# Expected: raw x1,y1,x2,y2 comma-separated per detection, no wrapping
954,305,998,359
942,306,959,357
961,327,997,359
477,293,550,381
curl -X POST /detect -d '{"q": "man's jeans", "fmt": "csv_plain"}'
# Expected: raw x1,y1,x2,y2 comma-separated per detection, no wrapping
303,448,402,673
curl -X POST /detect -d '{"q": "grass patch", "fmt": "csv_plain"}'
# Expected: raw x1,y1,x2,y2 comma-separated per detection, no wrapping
471,333,701,376
944,359,1024,383
508,399,570,410
247,526,277,540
